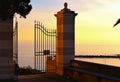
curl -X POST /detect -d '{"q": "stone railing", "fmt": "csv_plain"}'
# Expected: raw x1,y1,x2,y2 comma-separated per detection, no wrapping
64,60,120,82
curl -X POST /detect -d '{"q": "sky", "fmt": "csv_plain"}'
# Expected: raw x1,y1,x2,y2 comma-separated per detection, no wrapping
16,0,120,67
17,0,120,44
15,0,120,65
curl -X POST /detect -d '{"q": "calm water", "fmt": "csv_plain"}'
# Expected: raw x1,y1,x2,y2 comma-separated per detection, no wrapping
75,58,120,67
18,42,120,68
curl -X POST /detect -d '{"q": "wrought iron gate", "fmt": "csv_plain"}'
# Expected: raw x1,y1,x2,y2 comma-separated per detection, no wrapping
13,20,19,80
13,20,18,65
34,21,56,72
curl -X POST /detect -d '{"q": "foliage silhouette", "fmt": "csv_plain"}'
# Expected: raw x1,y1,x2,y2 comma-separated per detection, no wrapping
19,65,42,75
0,0,32,20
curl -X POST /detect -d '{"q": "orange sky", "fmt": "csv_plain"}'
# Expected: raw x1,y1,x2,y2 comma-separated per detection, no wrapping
16,0,120,67
15,0,120,55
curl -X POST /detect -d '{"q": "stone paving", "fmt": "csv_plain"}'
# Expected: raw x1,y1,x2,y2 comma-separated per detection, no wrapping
19,73,76,82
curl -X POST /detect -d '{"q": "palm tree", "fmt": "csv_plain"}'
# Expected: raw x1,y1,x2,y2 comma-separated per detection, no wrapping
113,18,120,27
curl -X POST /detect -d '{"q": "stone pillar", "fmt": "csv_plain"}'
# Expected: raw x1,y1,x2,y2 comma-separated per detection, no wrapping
55,2,77,75
0,19,14,81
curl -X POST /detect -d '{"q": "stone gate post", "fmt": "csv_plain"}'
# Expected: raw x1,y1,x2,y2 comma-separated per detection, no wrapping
0,0,32,81
0,19,14,81
55,2,77,75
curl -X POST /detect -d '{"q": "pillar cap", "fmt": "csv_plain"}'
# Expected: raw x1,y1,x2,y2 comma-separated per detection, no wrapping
55,2,78,16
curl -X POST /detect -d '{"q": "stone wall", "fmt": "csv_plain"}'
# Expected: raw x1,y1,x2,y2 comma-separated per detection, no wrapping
64,60,120,82
46,56,56,72
0,19,14,81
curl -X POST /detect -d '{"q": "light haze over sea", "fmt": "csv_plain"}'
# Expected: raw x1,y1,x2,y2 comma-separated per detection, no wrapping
18,42,120,68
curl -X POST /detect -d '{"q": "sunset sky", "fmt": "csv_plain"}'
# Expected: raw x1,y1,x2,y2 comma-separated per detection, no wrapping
16,0,120,67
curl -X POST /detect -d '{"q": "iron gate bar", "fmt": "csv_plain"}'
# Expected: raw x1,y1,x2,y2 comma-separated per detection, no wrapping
38,22,40,70
34,21,36,70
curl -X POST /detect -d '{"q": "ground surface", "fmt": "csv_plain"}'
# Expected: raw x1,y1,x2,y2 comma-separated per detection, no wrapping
19,73,76,82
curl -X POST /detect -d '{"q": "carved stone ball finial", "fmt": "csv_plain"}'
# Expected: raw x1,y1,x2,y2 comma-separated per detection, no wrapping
64,2,68,9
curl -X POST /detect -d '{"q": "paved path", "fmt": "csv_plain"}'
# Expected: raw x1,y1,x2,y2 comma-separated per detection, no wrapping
18,73,76,82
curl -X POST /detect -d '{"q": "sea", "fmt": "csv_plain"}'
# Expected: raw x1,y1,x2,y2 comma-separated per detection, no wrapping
18,42,120,68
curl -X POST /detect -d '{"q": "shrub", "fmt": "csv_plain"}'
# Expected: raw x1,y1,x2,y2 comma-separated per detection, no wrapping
19,65,42,75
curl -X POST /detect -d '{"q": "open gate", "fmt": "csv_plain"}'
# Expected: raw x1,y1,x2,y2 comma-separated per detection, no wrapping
34,21,56,72
13,20,18,65
13,20,19,80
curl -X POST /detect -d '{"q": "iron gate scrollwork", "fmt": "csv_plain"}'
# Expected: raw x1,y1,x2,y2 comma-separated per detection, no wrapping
34,21,56,72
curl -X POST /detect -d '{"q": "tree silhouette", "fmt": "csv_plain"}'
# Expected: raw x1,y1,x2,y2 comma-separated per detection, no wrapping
0,0,32,20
